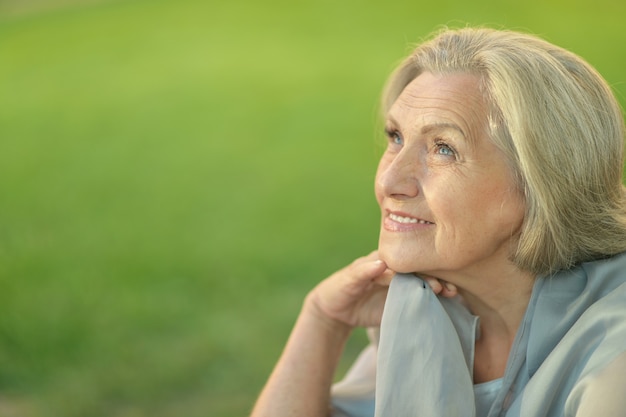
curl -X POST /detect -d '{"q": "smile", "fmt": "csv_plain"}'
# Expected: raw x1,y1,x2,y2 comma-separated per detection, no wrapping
389,213,433,225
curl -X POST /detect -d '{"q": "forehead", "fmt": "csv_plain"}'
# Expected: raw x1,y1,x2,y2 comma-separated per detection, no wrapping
387,72,488,139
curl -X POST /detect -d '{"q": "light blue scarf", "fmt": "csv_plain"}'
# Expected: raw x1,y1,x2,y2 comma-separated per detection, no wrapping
374,274,478,417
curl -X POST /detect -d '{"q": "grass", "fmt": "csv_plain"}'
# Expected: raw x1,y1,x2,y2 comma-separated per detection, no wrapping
0,0,625,415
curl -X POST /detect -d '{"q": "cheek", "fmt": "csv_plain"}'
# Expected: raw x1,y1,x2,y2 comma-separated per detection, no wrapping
468,185,526,237
431,184,502,232
501,193,526,234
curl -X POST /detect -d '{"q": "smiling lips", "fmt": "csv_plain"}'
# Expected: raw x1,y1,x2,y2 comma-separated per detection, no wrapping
389,212,434,225
384,211,434,232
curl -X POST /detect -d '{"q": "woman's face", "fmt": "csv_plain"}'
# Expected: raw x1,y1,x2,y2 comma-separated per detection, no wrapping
376,72,525,277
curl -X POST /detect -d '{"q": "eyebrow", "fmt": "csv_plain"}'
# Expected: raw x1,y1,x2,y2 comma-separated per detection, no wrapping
385,114,467,139
421,122,466,138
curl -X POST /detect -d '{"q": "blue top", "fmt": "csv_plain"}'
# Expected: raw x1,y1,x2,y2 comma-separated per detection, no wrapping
331,252,626,417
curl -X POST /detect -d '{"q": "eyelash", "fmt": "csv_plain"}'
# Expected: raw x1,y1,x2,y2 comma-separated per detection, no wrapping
385,129,457,159
385,128,403,146
434,140,456,157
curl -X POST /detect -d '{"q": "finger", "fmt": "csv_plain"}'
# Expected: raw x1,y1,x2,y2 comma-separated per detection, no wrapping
323,255,386,292
373,268,395,286
422,276,444,294
440,281,458,298
352,259,388,281
351,250,381,266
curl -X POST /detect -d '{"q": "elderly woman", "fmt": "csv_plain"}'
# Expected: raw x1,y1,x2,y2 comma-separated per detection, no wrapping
250,27,626,417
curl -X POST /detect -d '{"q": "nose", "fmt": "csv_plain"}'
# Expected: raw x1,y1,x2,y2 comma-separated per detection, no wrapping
376,150,420,199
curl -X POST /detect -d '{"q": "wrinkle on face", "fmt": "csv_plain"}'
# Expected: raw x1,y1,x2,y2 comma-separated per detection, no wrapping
376,71,526,280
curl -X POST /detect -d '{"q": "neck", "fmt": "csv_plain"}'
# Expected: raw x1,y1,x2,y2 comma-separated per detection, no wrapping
460,273,534,338
450,265,535,383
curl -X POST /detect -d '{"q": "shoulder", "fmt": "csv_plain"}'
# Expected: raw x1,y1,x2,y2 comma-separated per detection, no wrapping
513,254,626,410
527,252,626,376
567,351,626,416
564,257,626,416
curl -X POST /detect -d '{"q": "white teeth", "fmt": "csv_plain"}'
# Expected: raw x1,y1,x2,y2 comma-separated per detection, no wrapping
389,213,431,224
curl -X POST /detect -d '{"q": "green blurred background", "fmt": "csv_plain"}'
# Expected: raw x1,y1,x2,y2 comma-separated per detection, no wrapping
0,0,624,415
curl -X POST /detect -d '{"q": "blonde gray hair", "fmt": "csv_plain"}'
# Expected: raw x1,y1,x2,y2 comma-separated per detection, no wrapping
382,27,626,276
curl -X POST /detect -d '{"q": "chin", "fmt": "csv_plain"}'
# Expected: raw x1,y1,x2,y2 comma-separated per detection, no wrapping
378,247,421,274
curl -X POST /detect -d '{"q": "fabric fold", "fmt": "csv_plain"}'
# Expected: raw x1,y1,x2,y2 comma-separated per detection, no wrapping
374,274,476,417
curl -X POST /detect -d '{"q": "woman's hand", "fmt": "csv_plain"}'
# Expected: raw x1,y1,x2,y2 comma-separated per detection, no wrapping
305,251,393,329
251,251,459,417
304,251,459,330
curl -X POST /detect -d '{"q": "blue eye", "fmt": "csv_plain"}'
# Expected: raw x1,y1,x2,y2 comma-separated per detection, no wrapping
386,129,403,146
435,142,455,157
